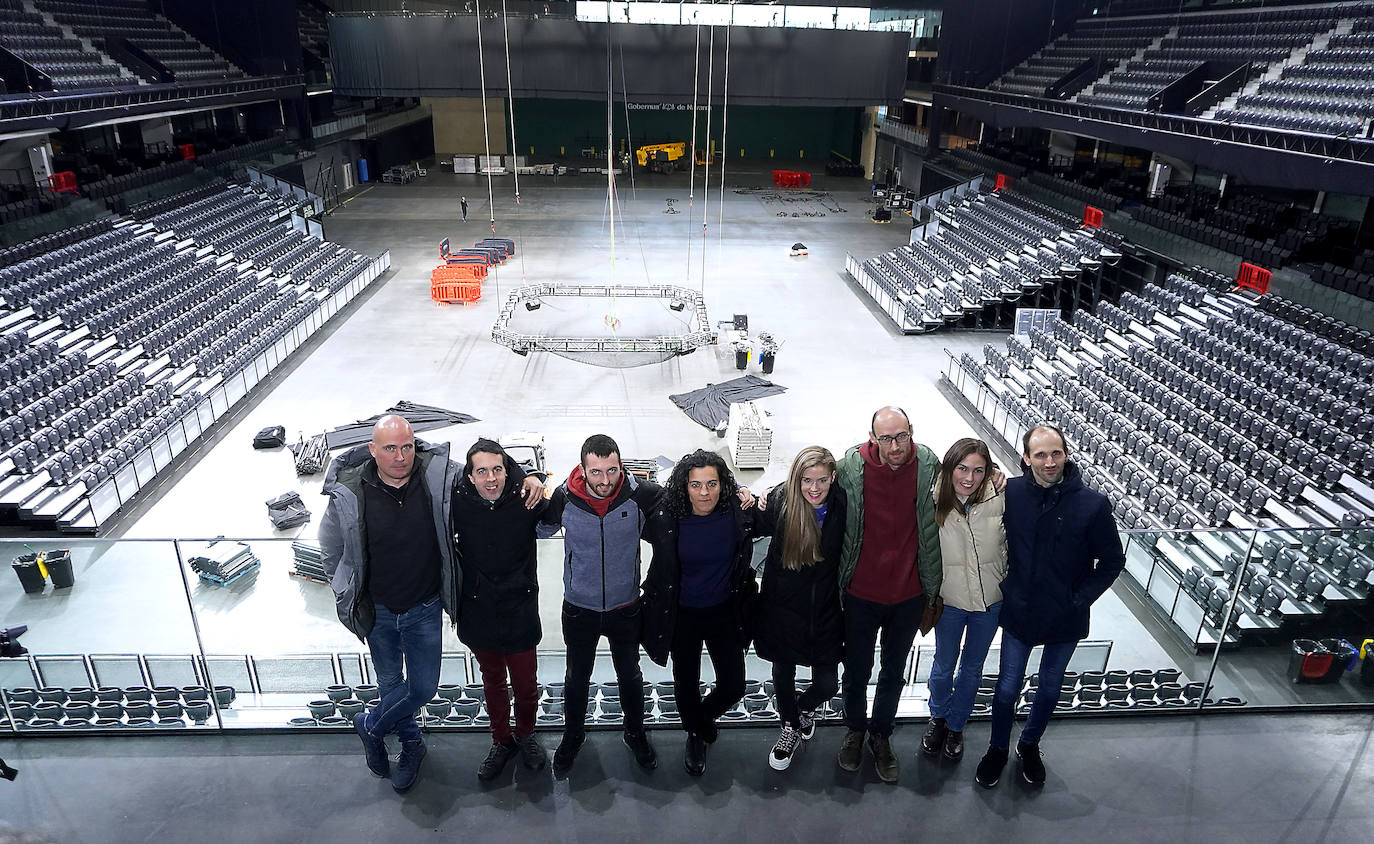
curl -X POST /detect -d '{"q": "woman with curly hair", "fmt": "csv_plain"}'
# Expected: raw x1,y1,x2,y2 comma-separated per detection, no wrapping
640,449,758,777
752,446,847,771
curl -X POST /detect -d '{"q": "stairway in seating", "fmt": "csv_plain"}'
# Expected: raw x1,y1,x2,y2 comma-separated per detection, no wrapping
1203,21,1342,119
1077,26,1176,100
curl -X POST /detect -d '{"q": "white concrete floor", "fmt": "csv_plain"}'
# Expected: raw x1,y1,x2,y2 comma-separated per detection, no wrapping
2,167,1285,712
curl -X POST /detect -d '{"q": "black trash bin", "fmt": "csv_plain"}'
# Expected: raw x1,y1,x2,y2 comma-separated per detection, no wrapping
1318,638,1358,682
1288,639,1333,684
45,550,74,589
760,350,776,374
11,555,47,594
1361,640,1374,687
733,343,750,371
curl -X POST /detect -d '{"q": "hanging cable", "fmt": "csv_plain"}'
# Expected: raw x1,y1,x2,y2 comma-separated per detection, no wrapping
686,17,702,286
500,0,520,207
619,38,654,285
699,22,715,290
717,11,733,251
604,2,619,324
475,0,497,232
499,0,526,288
619,39,637,203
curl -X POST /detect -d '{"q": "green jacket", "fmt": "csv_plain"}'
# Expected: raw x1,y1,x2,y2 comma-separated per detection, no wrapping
835,441,943,601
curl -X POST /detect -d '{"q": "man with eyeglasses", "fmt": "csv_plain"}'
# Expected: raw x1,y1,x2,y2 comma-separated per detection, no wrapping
833,406,942,783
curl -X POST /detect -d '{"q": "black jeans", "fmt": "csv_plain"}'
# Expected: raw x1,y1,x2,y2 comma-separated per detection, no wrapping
842,592,924,738
772,661,840,727
561,600,645,736
670,601,746,742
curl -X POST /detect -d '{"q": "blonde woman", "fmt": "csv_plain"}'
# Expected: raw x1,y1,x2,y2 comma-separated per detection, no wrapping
753,446,848,771
922,438,1008,763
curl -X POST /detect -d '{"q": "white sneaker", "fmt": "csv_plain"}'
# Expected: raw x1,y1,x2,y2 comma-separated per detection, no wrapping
797,710,817,741
770,725,802,771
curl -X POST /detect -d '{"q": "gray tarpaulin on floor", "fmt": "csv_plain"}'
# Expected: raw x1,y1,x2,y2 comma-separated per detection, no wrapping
669,375,787,429
324,401,480,449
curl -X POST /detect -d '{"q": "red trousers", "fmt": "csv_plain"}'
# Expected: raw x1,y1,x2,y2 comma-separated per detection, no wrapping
472,648,539,743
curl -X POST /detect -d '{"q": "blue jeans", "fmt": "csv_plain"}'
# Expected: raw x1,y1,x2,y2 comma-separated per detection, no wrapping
989,630,1077,750
363,594,443,744
927,601,1001,732
842,593,924,738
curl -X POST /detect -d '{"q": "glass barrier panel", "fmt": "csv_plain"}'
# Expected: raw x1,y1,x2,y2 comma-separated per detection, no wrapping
0,538,208,734
1208,526,1374,709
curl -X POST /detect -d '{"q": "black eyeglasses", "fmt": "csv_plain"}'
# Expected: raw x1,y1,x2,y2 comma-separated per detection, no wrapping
875,432,911,446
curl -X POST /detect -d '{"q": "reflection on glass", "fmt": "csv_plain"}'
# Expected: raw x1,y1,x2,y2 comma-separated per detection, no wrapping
1210,527,1374,709
0,539,212,733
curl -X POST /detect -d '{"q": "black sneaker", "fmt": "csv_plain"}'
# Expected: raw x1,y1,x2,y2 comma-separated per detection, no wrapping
623,730,658,770
552,731,585,777
836,729,864,772
517,733,547,770
975,746,1008,788
1017,741,1045,785
769,725,802,771
797,710,817,741
353,713,389,778
920,717,947,757
478,738,520,781
684,731,708,777
943,729,964,762
392,738,426,793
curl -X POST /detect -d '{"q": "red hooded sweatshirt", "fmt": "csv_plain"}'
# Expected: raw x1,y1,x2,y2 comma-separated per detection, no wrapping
567,464,620,517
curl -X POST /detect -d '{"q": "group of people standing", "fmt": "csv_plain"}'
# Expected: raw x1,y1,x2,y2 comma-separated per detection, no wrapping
320,405,1124,794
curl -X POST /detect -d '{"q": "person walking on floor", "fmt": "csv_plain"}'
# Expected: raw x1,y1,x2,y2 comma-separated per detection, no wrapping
537,434,663,776
452,439,550,781
753,446,847,771
922,438,1007,764
641,449,759,777
832,406,942,784
460,195,469,222
975,424,1124,788
319,415,461,794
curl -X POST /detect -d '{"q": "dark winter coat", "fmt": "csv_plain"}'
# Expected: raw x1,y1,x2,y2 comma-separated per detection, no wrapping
639,496,759,666
451,454,549,653
999,460,1125,646
751,484,847,667
320,440,460,640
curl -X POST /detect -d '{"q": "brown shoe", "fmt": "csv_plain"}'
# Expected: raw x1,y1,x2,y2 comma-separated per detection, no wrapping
836,729,864,772
868,733,899,783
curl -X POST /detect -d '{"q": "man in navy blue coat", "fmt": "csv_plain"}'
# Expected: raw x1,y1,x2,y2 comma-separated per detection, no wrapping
975,424,1124,789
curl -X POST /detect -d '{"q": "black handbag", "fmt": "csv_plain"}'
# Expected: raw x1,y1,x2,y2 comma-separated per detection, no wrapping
252,425,286,449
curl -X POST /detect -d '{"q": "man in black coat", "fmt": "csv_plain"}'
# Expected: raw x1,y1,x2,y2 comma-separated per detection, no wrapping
452,439,549,781
975,425,1124,789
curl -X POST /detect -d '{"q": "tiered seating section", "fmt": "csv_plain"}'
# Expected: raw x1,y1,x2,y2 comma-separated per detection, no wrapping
944,269,1374,647
993,17,1169,98
0,183,389,532
990,2,1374,138
845,177,1123,333
34,0,243,83
0,0,130,90
137,183,369,295
1219,13,1374,136
939,142,1374,302
1080,6,1341,110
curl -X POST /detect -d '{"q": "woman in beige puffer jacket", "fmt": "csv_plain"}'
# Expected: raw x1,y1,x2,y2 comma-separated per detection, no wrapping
921,438,1008,763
